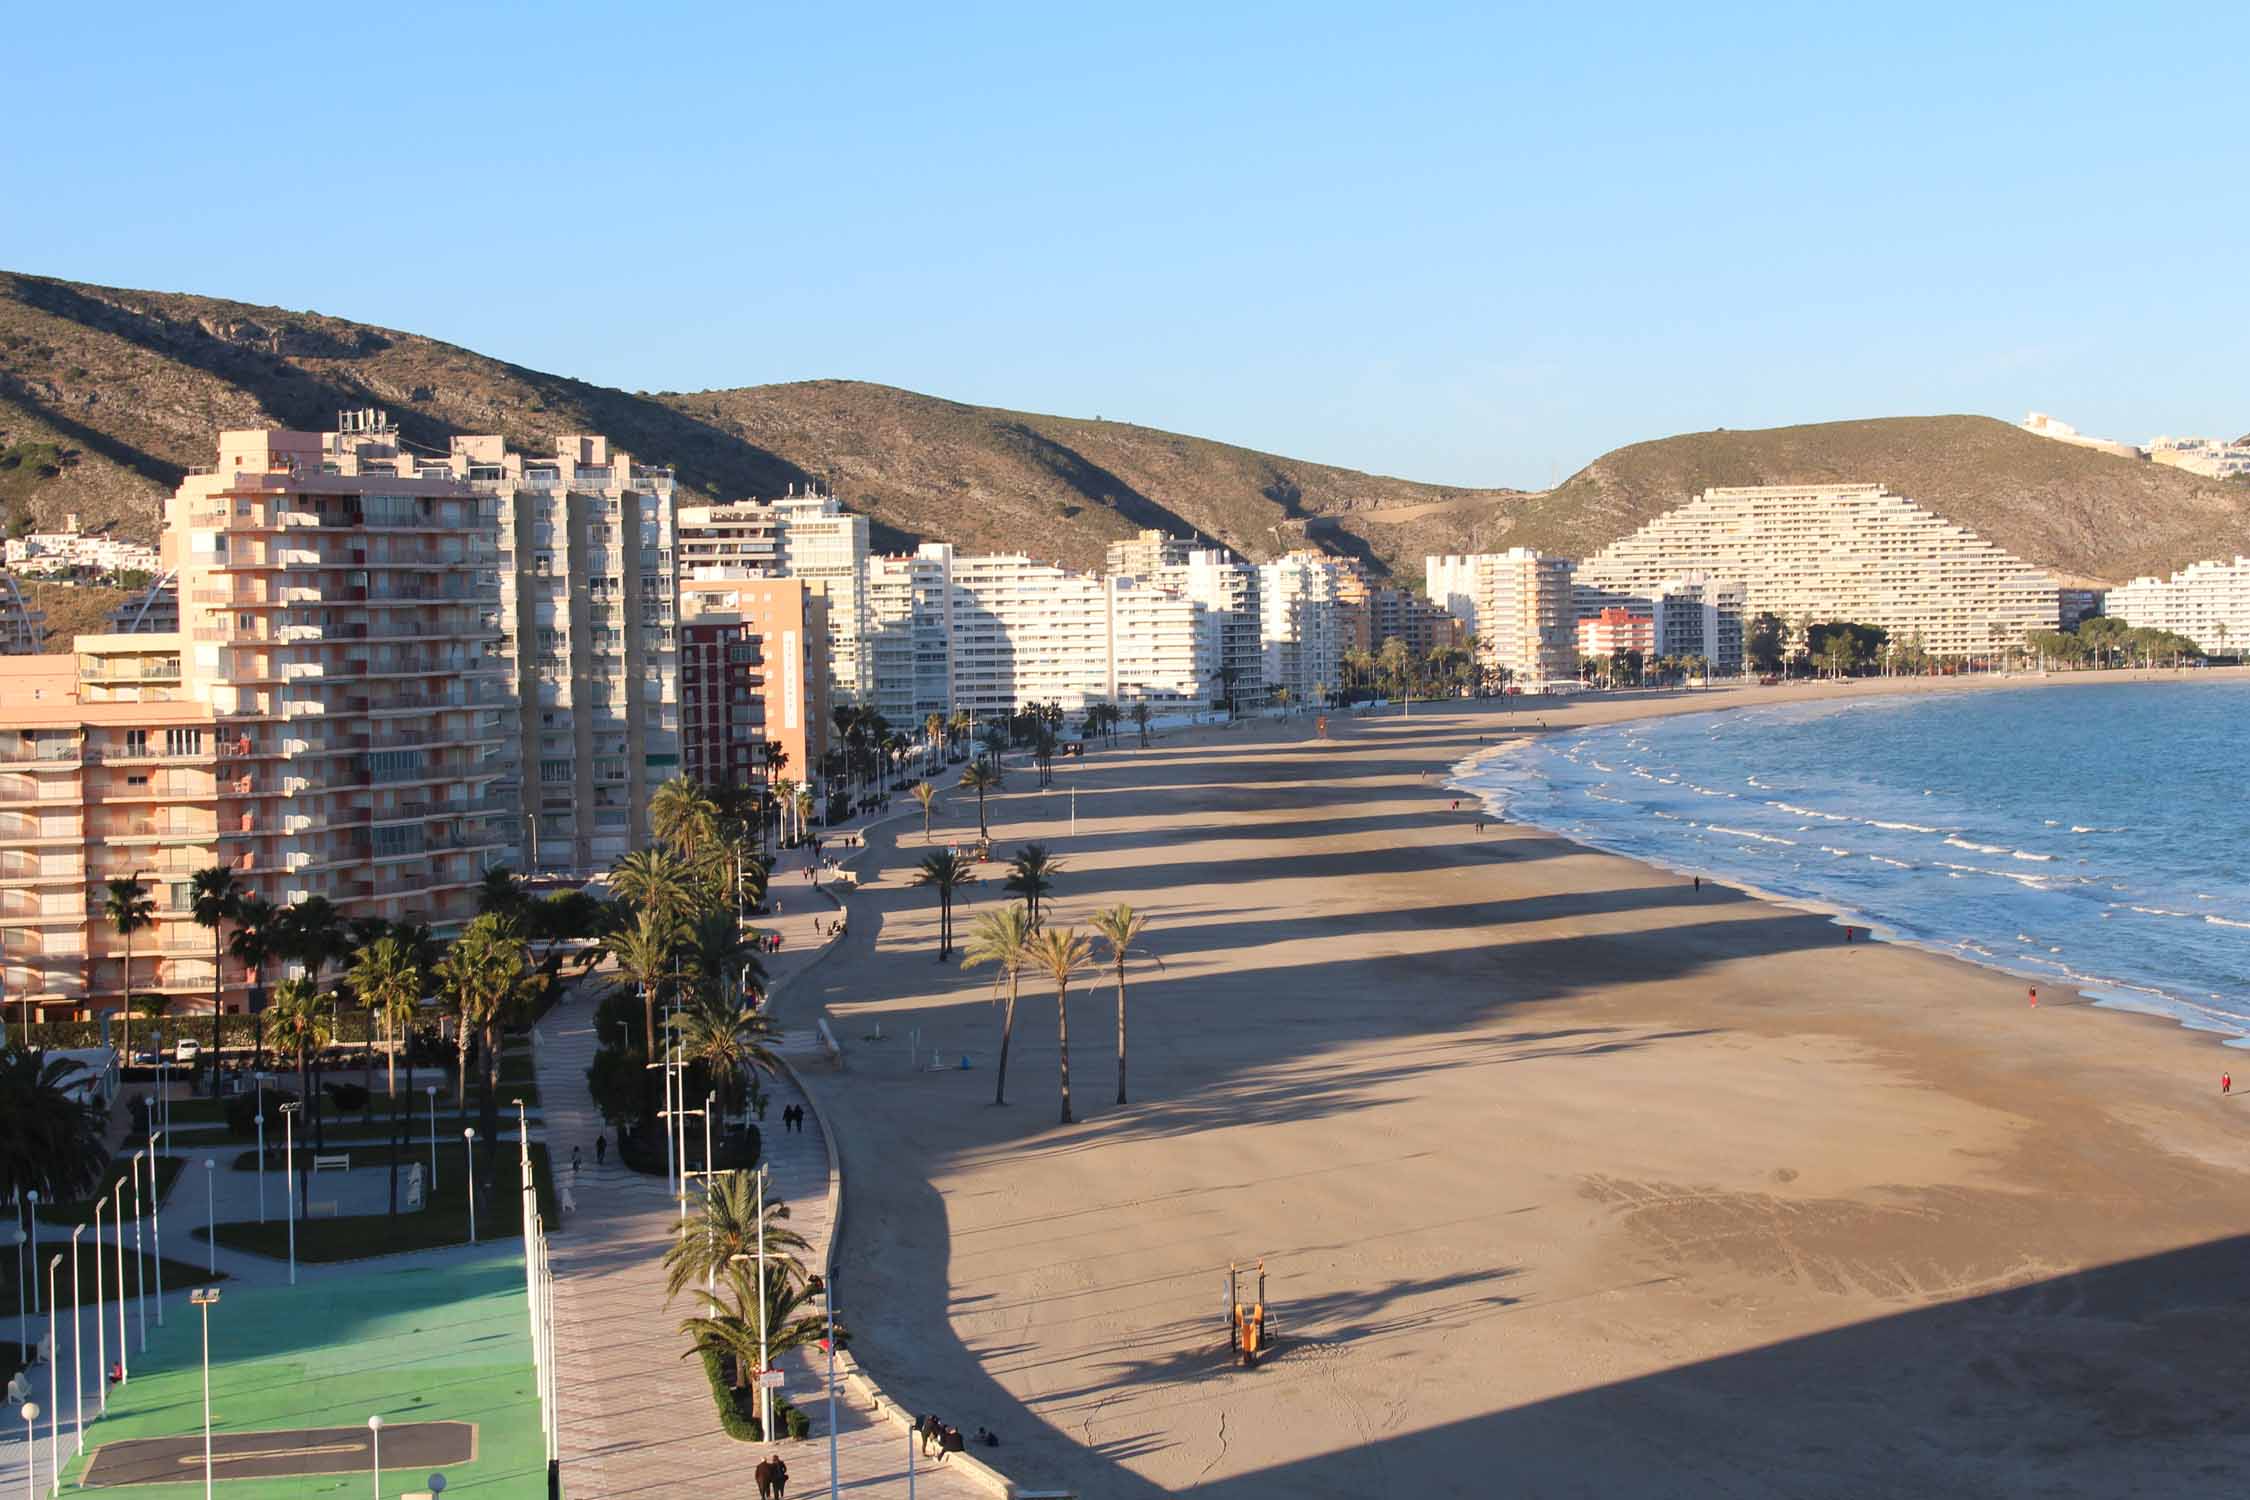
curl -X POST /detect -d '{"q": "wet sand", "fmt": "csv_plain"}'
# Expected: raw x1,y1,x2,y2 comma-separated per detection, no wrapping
786,675,2250,1498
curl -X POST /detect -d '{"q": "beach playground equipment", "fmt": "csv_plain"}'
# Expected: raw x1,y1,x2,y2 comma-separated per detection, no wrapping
1226,1260,1272,1368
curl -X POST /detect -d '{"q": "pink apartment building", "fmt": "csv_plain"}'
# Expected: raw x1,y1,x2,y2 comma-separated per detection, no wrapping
0,430,508,1024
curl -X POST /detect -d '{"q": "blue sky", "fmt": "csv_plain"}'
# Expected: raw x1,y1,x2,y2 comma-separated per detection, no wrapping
6,1,2244,487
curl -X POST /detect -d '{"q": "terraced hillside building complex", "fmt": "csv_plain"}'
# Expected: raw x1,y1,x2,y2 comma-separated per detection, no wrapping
1570,484,2062,658
2108,556,2250,655
0,429,507,1021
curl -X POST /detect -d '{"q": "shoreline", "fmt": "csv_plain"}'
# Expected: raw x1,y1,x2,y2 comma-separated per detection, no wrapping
797,674,2250,1497
1435,670,2250,1053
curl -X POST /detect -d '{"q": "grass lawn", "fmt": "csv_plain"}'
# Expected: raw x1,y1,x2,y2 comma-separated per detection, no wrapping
199,1144,559,1263
36,1152,187,1224
0,1237,224,1318
56,1248,545,1498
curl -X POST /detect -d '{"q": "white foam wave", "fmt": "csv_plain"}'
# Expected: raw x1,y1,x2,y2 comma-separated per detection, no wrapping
1945,836,2010,855
2206,916,2250,930
1819,846,1853,857
1867,855,1913,868
1870,820,1942,833
1772,802,1851,822
1708,825,1797,846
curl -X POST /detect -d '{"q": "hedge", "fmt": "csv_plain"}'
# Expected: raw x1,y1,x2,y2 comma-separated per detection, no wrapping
698,1345,810,1441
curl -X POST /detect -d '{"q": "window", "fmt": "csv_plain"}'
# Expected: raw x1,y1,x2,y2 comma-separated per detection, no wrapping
124,729,149,757
169,882,193,911
126,774,150,788
165,728,204,757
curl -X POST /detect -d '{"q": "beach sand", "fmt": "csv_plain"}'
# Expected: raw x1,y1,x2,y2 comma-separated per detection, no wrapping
787,675,2250,1497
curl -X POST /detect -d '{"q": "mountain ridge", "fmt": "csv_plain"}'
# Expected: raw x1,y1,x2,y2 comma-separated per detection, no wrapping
1,270,2242,593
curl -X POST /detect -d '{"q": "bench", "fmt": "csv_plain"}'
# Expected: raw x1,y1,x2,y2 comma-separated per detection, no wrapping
312,1153,351,1173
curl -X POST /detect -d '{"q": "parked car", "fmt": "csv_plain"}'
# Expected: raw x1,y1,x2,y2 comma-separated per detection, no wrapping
175,1039,202,1063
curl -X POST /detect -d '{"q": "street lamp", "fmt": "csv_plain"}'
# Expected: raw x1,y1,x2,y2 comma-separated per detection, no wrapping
67,1225,83,1453
367,1414,383,1500
203,1159,217,1277
148,1129,166,1327
110,1176,128,1383
20,1400,37,1500
190,1288,220,1500
279,1104,299,1285
425,1084,439,1192
463,1129,477,1245
11,1227,24,1364
45,1253,60,1491
91,1197,106,1414
24,1193,37,1322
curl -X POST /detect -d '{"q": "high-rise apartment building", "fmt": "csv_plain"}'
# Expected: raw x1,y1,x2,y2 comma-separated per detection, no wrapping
0,571,44,653
772,490,871,705
1577,606,1655,658
1426,549,1577,685
1105,529,1196,578
677,502,782,576
677,620,765,792
1147,550,1262,709
2108,556,2250,654
1571,484,2061,657
0,429,507,1021
1256,554,1342,704
864,545,958,727
1369,585,1461,657
678,576,832,799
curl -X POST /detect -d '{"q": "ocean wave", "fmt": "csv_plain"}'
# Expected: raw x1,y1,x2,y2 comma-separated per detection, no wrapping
1772,801,1852,822
1870,820,1942,833
1819,846,1853,857
1945,836,2011,855
2206,916,2250,930
1867,855,1913,868
1708,825,1797,846
2010,850,2056,862
2071,825,2128,834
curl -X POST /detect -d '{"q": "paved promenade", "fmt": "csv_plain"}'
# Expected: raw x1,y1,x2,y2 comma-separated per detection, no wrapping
535,833,992,1500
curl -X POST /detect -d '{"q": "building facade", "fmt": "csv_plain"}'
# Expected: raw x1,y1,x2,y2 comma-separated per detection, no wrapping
1570,484,2062,658
864,545,958,728
1576,606,1655,658
1426,549,1578,686
0,571,44,654
678,576,832,800
2108,556,2250,655
0,429,508,1021
772,490,871,706
1256,554,1342,704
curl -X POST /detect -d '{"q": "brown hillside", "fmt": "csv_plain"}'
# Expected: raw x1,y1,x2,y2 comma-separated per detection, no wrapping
1532,417,2250,585
1,271,2240,587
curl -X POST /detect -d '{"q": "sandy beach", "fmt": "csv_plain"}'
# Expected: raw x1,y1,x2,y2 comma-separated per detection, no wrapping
786,673,2250,1498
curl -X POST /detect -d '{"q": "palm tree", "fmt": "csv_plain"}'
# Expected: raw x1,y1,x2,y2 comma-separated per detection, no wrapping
1004,842,1062,924
1090,904,1160,1106
609,907,683,1061
0,1047,109,1205
911,781,939,841
188,865,242,1066
652,776,721,862
1131,702,1152,747
435,913,538,1203
923,712,945,772
477,866,527,919
958,760,1002,836
661,1169,809,1304
669,994,779,1119
914,850,972,961
1027,927,1097,1124
684,909,763,1009
962,906,1034,1107
265,977,332,1188
679,1258,837,1396
101,873,155,1057
347,935,425,1100
771,778,799,847
793,786,815,842
227,895,279,1069
612,847,696,928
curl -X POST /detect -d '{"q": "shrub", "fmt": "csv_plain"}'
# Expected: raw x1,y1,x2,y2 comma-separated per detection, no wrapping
699,1346,810,1442
324,1081,370,1114
224,1086,300,1138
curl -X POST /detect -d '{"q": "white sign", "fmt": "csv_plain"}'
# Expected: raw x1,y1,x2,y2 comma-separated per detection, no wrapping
756,1370,785,1390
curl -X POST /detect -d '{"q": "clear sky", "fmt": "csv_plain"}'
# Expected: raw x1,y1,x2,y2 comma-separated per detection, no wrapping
6,1,2244,488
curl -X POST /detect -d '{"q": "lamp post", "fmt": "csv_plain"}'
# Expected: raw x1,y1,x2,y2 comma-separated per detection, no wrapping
366,1414,383,1500
91,1198,105,1414
463,1129,477,1245
190,1288,220,1500
67,1225,83,1453
109,1176,128,1383
24,1193,36,1321
45,1253,60,1491
203,1159,217,1277
279,1104,299,1286
425,1085,438,1192
148,1128,165,1327
11,1227,24,1364
254,1085,266,1224
20,1400,36,1500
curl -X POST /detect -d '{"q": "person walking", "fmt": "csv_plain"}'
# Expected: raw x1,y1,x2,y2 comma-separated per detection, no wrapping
595,1133,607,1166
754,1453,775,1500
571,1145,582,1175
2225,1072,2233,1096
769,1452,789,1499
920,1413,942,1456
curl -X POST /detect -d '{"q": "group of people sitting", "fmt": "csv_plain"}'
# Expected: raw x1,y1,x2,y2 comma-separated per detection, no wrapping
916,1412,998,1460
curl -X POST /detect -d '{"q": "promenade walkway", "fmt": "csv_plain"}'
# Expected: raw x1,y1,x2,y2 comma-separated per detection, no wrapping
534,829,993,1499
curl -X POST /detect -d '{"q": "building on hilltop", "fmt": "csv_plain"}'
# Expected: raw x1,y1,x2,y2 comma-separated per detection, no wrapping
2019,412,2143,461
1426,549,1577,686
2108,556,2250,655
1570,483,2061,658
4,515,162,578
0,428,507,1022
2147,436,2250,480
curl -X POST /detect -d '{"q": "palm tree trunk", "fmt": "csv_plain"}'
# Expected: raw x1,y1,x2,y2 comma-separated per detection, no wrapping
212,929,226,1084
120,933,133,1060
1057,979,1073,1124
1115,965,1128,1105
643,981,656,1059
994,984,1015,1106
385,1014,397,1100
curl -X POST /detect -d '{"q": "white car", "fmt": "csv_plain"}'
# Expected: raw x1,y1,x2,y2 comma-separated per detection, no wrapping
174,1039,202,1063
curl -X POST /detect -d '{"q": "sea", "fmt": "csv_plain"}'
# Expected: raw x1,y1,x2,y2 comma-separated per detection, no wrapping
1452,679,2250,1043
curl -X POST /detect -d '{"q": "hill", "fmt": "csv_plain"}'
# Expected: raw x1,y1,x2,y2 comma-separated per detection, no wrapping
0,271,2241,600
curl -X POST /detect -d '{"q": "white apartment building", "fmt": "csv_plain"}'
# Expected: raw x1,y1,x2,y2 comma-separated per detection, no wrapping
2147,437,2250,480
1148,550,1262,707
1256,554,1342,704
772,489,871,705
677,501,782,575
948,553,1117,716
5,518,161,577
1574,573,1747,674
1426,549,1577,685
2109,556,2250,654
864,544,958,727
0,571,43,654
324,414,680,875
1106,529,1196,578
1571,484,2062,658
